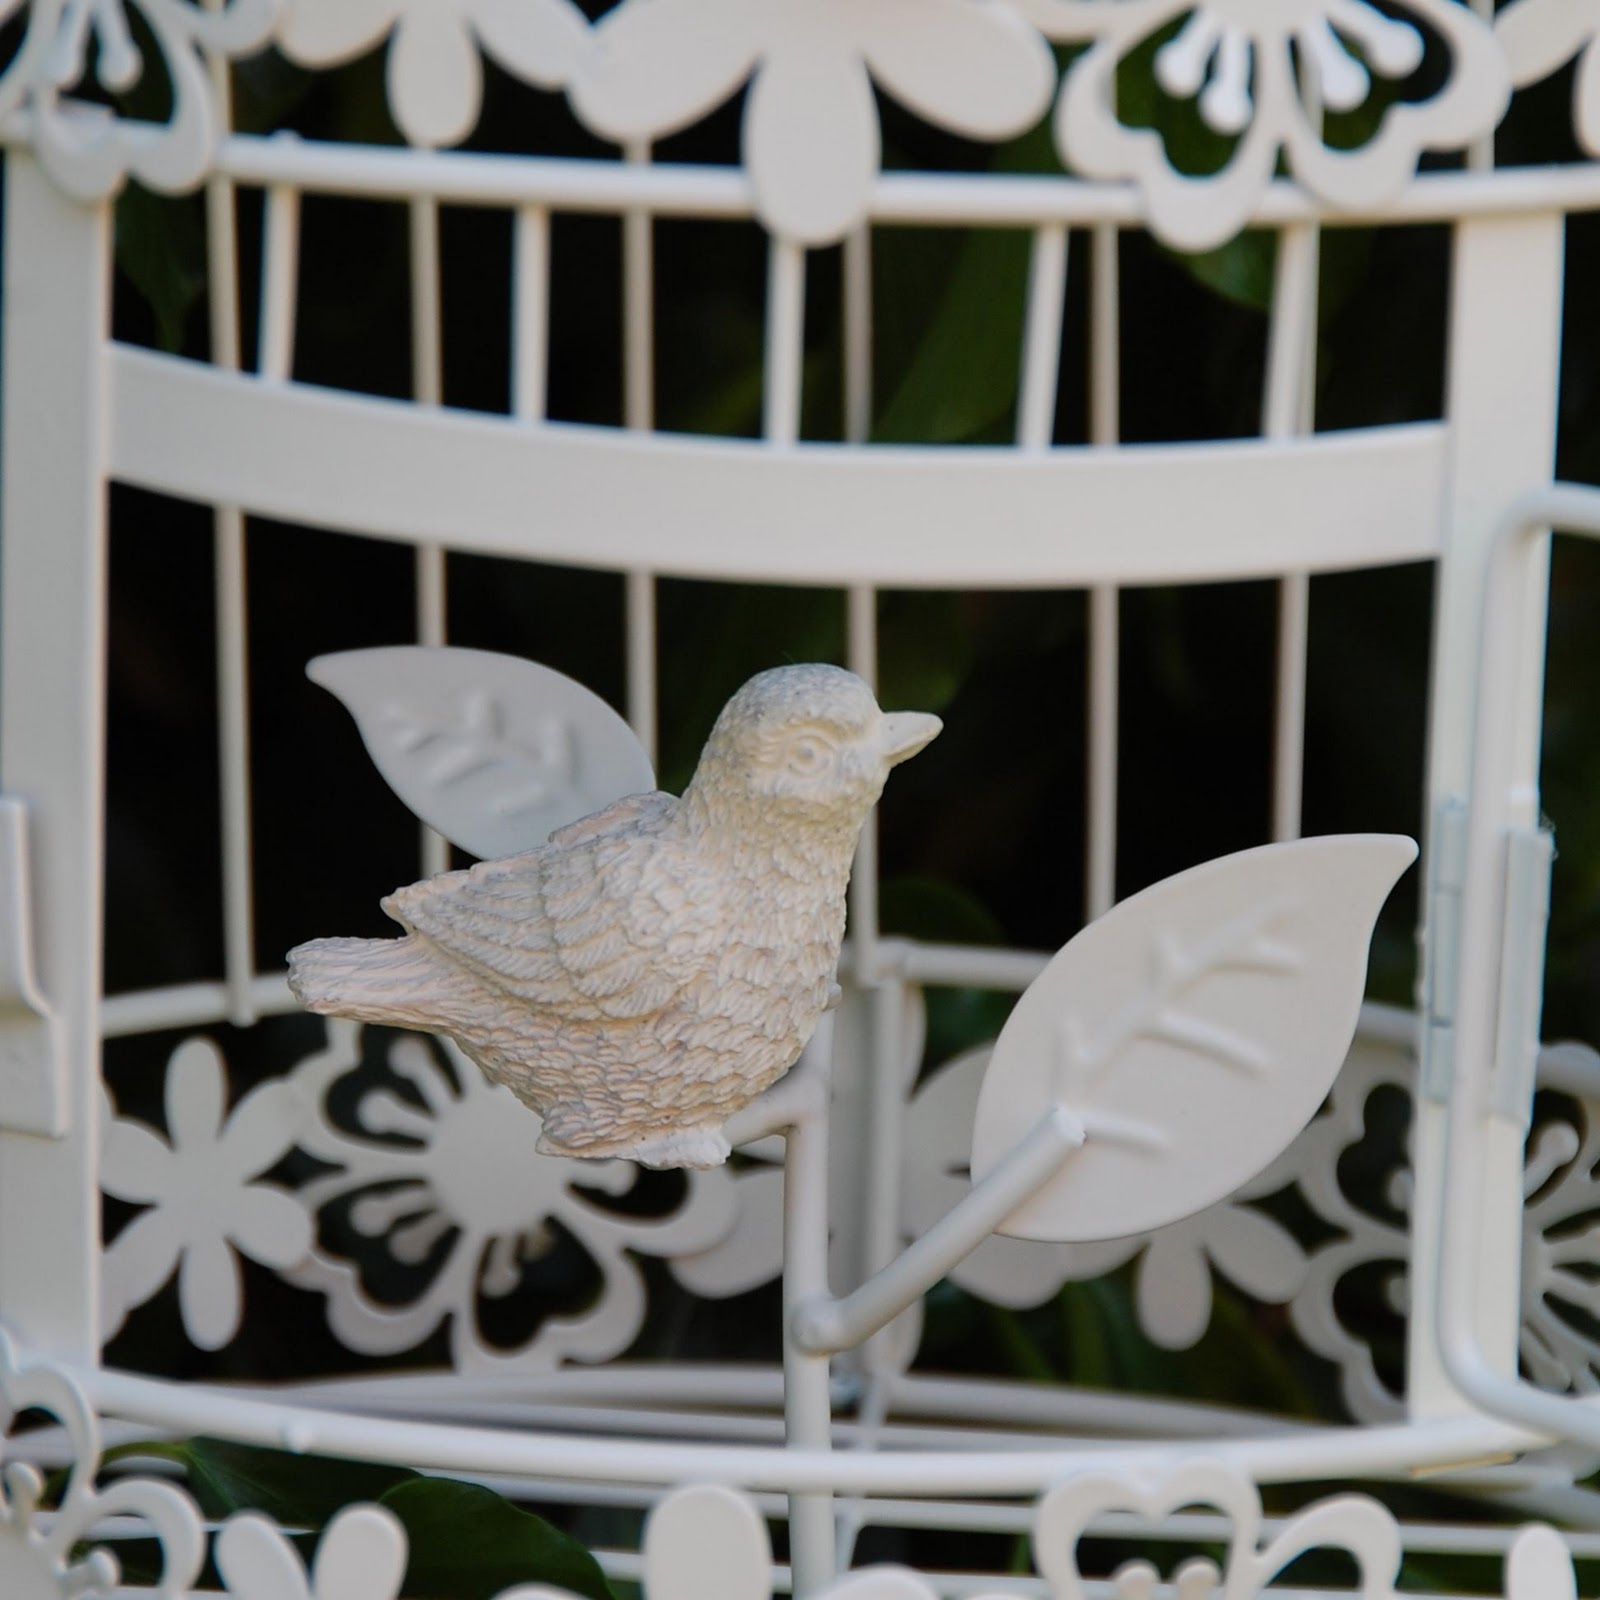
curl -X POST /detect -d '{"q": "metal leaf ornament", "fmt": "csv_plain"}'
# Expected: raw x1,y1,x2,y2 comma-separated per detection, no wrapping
308,647,655,860
972,834,1417,1242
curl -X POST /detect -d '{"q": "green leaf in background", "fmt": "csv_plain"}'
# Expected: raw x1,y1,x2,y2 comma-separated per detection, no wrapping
880,874,1005,947
880,876,1014,1067
871,224,1033,444
655,582,844,789
119,1437,421,1526
115,185,207,352
381,1477,613,1600
1058,1279,1115,1389
1113,22,1238,181
873,119,1061,446
1110,7,1395,319
1167,231,1279,313
229,50,316,136
877,592,976,713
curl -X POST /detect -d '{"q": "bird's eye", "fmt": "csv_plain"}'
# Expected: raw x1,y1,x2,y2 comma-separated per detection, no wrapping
787,737,834,776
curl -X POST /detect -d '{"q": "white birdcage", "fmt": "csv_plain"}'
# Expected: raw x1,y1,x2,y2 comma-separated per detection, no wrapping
3,1,1600,1597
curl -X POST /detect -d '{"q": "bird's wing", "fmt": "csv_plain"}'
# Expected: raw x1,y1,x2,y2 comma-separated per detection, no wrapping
547,789,674,848
381,791,722,1019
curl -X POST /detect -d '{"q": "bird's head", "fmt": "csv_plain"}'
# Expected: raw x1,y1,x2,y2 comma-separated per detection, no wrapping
683,664,941,841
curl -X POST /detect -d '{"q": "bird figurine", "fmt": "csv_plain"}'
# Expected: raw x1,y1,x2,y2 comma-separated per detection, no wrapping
288,664,941,1169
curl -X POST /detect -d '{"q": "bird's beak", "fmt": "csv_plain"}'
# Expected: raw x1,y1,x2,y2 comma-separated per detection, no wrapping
879,711,942,766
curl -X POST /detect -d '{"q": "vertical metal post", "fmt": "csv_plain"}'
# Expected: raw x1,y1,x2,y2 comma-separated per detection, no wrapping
762,234,837,1593
624,143,658,766
783,1017,835,1599
409,196,450,877
838,229,903,1560
258,179,302,385
204,44,259,1027
0,158,112,1362
1086,223,1120,922
1410,213,1565,1417
842,228,872,448
1263,222,1320,844
513,204,551,423
1015,225,1068,451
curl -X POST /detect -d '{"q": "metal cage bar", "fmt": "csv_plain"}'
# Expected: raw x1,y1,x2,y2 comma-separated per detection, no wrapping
1086,223,1120,922
512,204,551,423
409,195,451,877
624,142,659,767
1263,220,1321,845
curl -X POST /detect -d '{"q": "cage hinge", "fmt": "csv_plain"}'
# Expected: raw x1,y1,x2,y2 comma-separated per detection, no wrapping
0,797,67,1137
1490,822,1555,1129
1420,798,1469,1103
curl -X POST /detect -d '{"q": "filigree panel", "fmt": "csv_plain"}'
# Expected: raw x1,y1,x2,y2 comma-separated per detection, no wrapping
94,993,1600,1407
1518,1045,1600,1396
4,0,1596,247
523,1474,1581,1600
1282,1024,1413,1421
284,1022,738,1370
277,0,588,149
568,0,1057,243
1288,1028,1600,1423
2,0,279,198
212,1505,409,1600
908,1009,1600,1422
1497,0,1600,156
100,1020,744,1368
275,0,1527,247
101,1035,311,1352
626,1483,1013,1600
1021,0,1511,250
0,1330,203,1600
1034,1459,1402,1599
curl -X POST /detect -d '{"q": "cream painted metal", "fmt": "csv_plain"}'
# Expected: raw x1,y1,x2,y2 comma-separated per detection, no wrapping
305,647,657,863
106,348,1453,586
0,159,110,1366
2,0,1600,1597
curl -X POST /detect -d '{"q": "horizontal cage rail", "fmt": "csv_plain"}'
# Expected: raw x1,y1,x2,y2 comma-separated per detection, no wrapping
109,350,1448,587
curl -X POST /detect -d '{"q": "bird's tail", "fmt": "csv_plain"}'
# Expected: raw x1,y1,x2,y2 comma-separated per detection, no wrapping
287,934,469,1030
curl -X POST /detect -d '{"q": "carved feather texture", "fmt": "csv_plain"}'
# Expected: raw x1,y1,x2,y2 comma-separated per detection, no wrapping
289,665,940,1168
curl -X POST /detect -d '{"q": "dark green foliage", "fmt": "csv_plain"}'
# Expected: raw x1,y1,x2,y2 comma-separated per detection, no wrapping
382,1479,612,1600
101,1441,611,1600
144,1437,418,1525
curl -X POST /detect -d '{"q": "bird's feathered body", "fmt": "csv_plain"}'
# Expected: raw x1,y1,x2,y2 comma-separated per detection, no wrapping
289,665,940,1168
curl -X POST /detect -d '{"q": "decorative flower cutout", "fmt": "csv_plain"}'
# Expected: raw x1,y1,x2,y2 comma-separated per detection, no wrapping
1517,1045,1600,1396
1021,0,1510,250
565,1484,1006,1600
215,1505,407,1600
1288,1021,1600,1424
568,0,1058,243
1282,1022,1414,1421
1033,1459,1402,1600
286,1022,737,1370
1506,1525,1580,1600
1,0,279,199
278,0,589,148
0,1330,204,1600
101,1036,312,1352
1497,0,1600,155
